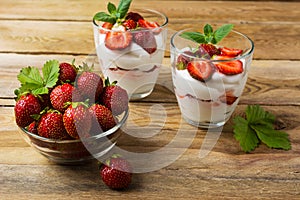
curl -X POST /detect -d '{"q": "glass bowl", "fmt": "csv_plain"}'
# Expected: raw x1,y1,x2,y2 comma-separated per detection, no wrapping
18,109,129,165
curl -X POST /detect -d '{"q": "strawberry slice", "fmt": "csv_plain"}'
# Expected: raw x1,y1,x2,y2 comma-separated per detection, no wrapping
138,19,161,33
99,22,113,34
220,47,243,57
219,90,238,105
187,61,214,82
215,59,243,75
123,19,137,30
126,12,144,22
199,44,220,57
105,31,132,50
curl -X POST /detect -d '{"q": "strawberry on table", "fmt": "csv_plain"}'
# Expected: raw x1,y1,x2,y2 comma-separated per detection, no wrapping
100,78,129,115
187,61,214,82
100,155,132,190
37,110,70,140
63,102,92,139
15,93,41,128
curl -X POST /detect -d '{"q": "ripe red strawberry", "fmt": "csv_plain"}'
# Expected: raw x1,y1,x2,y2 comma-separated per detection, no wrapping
219,91,238,105
187,61,214,82
199,44,220,57
28,121,38,134
125,12,144,22
220,47,243,57
58,62,77,84
50,83,74,112
105,31,132,50
37,110,70,139
214,57,243,75
138,19,160,29
89,104,116,134
100,79,128,115
63,103,92,139
133,31,157,54
100,22,113,34
123,19,137,30
100,155,132,190
15,94,41,128
76,71,103,102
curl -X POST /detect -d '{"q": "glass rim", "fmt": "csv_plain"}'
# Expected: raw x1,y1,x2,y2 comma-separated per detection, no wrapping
170,29,255,62
92,8,169,32
19,108,129,144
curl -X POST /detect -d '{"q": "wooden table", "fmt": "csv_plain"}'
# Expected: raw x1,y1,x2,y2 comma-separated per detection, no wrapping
1,0,300,199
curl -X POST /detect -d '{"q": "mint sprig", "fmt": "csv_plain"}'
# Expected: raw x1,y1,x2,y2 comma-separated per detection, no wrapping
180,24,233,44
93,0,132,24
15,60,60,97
233,105,291,152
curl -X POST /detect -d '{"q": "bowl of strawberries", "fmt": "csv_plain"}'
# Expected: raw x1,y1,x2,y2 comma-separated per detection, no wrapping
15,60,129,164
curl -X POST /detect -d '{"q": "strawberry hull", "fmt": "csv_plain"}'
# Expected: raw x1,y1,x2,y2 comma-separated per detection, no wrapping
93,9,168,100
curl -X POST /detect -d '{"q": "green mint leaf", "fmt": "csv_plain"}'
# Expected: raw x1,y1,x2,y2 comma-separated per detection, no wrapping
17,66,43,86
93,12,116,24
213,24,233,44
233,116,259,152
107,2,117,14
117,0,132,18
204,24,213,36
252,125,291,150
42,60,59,88
246,105,275,128
180,32,206,44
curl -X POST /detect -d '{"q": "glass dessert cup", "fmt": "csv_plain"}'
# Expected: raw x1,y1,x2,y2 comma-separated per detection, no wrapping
93,9,168,100
170,29,254,128
18,109,129,165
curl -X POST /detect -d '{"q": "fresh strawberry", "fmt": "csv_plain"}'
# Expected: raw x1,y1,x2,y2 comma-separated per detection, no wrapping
58,62,77,84
214,58,243,75
125,12,144,22
63,102,92,139
220,47,243,57
133,31,157,54
138,19,159,29
187,61,214,82
27,121,38,135
100,22,113,34
15,94,41,128
199,44,220,57
76,71,103,102
123,19,137,30
89,104,116,134
100,155,132,190
176,51,194,70
37,110,70,139
50,83,74,112
105,31,132,50
219,91,238,105
100,78,128,115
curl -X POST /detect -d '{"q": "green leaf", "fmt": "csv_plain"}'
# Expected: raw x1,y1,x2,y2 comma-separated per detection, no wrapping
204,24,213,36
93,12,116,24
31,87,49,96
252,125,291,150
179,32,206,44
42,60,59,88
17,67,43,86
107,2,117,14
246,105,275,128
117,0,132,18
233,116,260,152
213,24,234,44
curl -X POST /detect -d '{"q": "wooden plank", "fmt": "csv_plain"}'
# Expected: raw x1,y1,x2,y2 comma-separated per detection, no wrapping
0,0,299,23
1,53,300,105
0,20,299,60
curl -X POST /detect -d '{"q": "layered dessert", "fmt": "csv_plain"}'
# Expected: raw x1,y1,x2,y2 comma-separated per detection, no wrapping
171,24,254,128
93,0,168,99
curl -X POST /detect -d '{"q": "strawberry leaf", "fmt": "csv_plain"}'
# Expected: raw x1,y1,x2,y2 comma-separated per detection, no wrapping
17,67,43,86
42,60,59,88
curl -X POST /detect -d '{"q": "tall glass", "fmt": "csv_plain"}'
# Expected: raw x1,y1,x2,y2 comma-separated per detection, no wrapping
93,9,168,100
170,28,254,128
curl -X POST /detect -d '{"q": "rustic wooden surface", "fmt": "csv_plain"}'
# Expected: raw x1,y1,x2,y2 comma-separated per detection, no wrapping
1,0,300,199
